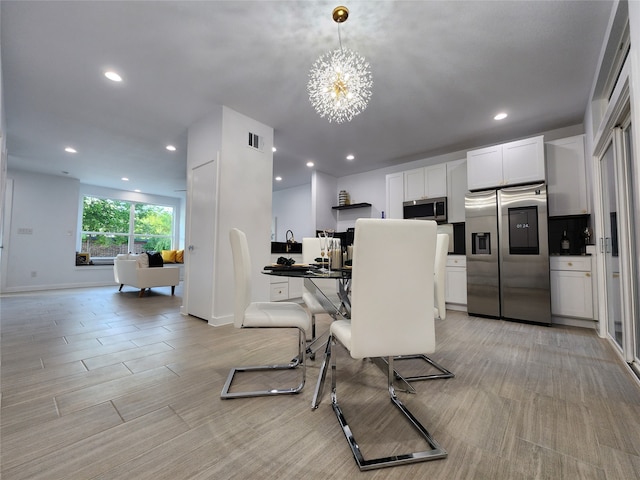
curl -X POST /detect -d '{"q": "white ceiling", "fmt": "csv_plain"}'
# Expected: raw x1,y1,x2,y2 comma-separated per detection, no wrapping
1,1,614,197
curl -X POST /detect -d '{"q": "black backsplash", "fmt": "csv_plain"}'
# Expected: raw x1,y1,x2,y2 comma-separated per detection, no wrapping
452,222,466,255
548,215,591,255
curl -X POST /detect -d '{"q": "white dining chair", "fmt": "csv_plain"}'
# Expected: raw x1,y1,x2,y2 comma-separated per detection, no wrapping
221,228,312,399
326,218,447,470
392,233,455,382
434,233,448,321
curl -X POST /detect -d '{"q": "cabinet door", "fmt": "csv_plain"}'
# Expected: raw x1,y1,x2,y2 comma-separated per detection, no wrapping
467,145,503,190
445,267,467,305
502,135,545,186
546,135,588,216
270,282,289,301
288,277,303,299
446,159,467,223
550,270,593,319
404,168,425,201
386,172,404,219
425,164,447,197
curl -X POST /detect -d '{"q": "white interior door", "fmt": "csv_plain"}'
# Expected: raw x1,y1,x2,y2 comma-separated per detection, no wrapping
186,160,217,321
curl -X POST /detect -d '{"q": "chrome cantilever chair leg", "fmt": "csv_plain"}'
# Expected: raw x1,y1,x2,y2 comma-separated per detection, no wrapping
386,354,455,381
221,326,307,399
311,335,332,409
329,336,447,470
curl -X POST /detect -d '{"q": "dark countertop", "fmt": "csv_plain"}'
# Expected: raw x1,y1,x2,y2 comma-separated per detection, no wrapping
271,242,302,254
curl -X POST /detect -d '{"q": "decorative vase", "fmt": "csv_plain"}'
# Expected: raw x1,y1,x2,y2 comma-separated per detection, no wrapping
338,190,350,206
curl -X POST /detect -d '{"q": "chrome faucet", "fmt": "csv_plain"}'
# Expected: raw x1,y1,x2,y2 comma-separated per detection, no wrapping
286,230,295,243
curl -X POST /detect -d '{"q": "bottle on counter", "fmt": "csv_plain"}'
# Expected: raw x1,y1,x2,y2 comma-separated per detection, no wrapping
561,230,570,253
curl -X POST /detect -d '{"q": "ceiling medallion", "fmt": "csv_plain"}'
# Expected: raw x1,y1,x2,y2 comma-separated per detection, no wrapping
308,6,373,123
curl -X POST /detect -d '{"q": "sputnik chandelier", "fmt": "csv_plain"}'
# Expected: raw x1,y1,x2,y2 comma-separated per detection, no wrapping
307,6,373,123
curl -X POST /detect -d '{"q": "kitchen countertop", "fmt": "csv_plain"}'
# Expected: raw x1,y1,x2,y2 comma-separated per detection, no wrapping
271,242,302,254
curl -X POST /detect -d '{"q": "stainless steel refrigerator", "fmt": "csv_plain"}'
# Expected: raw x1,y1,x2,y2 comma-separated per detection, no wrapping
465,183,551,325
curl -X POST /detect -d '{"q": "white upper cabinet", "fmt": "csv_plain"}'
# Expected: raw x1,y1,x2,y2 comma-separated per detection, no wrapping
425,164,448,197
466,144,503,191
403,164,447,201
467,135,545,190
502,136,546,185
404,168,426,201
446,159,467,223
545,135,588,216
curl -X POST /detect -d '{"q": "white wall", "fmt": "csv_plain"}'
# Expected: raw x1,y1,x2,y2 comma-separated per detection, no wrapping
272,183,313,241
2,170,103,291
0,6,8,276
628,0,640,314
311,171,337,232
215,107,273,317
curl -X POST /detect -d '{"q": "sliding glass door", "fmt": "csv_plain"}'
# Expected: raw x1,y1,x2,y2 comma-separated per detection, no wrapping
599,141,623,349
597,109,639,369
625,120,640,372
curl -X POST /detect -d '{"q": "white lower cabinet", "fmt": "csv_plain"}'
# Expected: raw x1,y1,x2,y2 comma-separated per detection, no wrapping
445,255,467,309
550,256,594,320
269,254,303,301
270,281,289,301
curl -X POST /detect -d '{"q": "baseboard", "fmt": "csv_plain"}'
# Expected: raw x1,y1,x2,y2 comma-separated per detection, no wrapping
446,303,467,312
551,315,598,329
1,281,115,294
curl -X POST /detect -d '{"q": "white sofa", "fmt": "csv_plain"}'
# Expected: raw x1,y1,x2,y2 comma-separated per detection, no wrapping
114,254,180,297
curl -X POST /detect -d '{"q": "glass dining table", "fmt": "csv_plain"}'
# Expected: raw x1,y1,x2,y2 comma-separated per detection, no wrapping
263,265,416,409
264,265,352,318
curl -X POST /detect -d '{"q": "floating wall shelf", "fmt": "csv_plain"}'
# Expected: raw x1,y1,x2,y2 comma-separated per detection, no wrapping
332,202,372,210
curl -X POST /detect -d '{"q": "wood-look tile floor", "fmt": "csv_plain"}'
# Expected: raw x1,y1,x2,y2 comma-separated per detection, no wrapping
2,285,640,479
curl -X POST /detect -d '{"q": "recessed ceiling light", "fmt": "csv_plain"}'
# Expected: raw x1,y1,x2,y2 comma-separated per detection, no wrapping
272,147,277,153
104,71,123,82
166,145,176,152
346,154,355,160
121,177,129,181
306,161,315,167
494,112,508,120
275,176,282,181
64,147,77,153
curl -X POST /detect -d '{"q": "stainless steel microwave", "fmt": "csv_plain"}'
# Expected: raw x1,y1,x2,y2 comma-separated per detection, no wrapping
403,197,447,223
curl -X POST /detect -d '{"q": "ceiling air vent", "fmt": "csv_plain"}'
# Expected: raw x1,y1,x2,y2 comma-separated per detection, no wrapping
248,132,263,151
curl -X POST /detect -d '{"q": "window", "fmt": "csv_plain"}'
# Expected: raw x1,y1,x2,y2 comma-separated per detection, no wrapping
80,196,174,259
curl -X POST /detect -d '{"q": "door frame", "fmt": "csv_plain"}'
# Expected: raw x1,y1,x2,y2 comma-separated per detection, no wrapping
592,58,638,363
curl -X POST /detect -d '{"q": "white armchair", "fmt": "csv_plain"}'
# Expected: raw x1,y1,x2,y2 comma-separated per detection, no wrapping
113,256,180,297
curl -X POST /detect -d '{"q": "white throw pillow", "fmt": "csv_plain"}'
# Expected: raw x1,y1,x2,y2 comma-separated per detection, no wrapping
137,253,149,268
115,254,130,260
129,253,149,268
